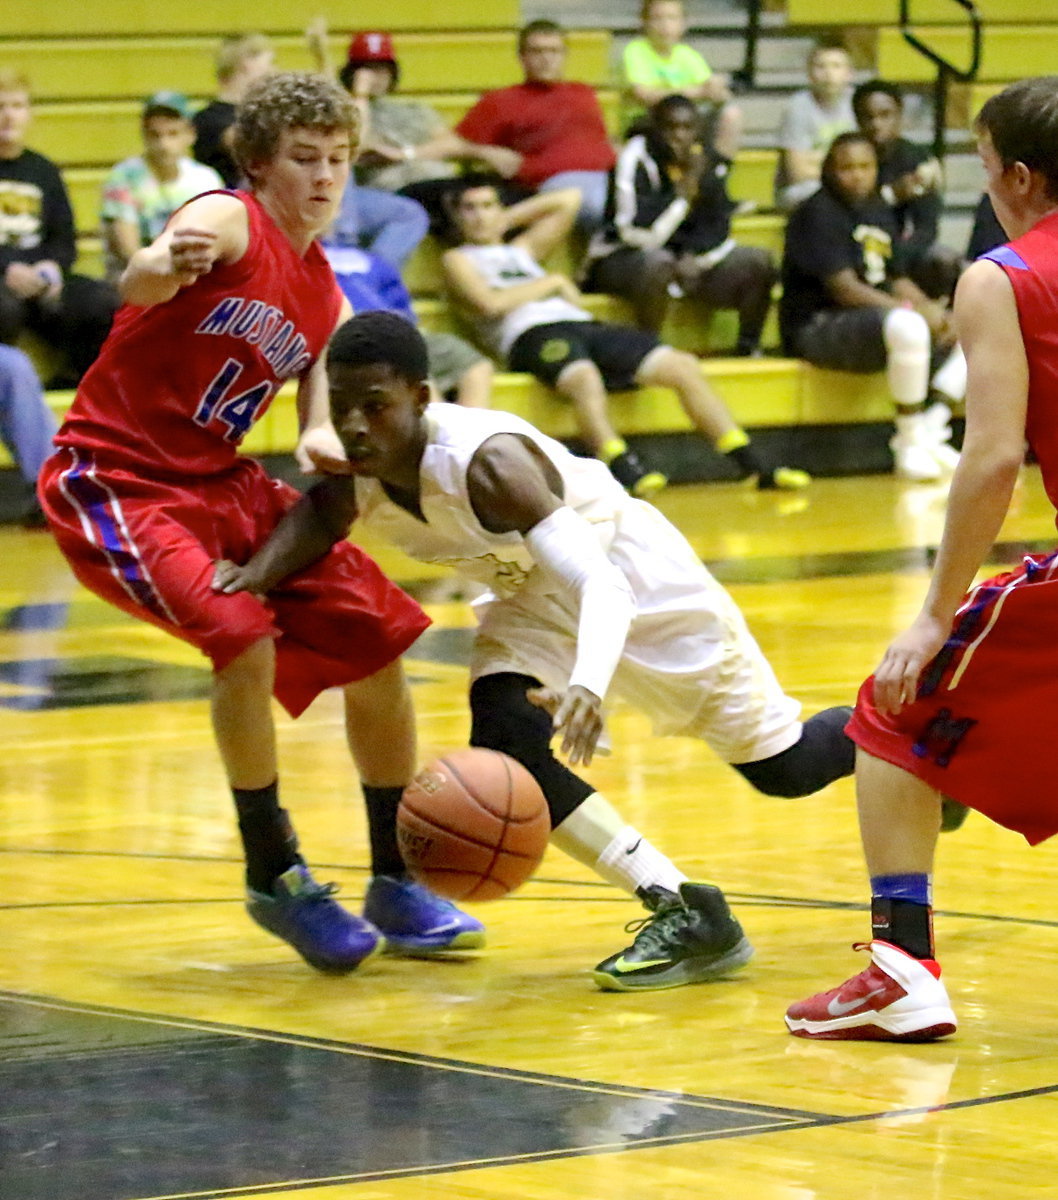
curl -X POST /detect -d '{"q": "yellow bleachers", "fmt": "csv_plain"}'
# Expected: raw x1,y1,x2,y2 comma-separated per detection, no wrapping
2,0,520,38
877,24,1057,82
787,0,1043,23
7,30,611,105
13,359,892,471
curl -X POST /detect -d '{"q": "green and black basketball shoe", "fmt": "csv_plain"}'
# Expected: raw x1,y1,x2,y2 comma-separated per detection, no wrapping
592,881,754,992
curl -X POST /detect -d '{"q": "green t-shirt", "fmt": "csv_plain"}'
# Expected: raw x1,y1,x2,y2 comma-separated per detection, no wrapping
621,38,712,125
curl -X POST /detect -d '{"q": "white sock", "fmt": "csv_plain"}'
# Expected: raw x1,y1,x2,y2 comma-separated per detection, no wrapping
883,308,931,406
595,826,687,897
931,344,967,402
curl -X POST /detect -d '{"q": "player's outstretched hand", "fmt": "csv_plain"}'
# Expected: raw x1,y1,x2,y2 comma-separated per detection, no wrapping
527,684,603,766
296,424,352,475
169,227,219,284
212,559,265,598
872,612,949,716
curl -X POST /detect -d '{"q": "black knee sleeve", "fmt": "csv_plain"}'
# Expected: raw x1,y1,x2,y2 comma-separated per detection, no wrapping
733,705,856,798
469,673,594,826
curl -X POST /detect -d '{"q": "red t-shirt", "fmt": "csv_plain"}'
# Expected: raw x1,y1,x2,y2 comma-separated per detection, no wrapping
57,190,342,479
456,81,615,188
981,211,1058,522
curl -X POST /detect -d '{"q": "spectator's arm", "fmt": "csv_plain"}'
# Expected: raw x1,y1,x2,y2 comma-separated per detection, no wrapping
784,147,823,185
504,188,580,263
825,266,902,310
410,129,523,178
37,161,77,272
442,247,574,319
103,218,144,278
306,15,336,79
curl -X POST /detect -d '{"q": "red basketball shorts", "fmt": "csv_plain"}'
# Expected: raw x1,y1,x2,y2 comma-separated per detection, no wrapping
848,550,1058,845
39,447,430,717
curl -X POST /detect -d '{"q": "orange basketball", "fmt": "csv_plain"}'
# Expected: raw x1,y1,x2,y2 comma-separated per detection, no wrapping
397,748,550,901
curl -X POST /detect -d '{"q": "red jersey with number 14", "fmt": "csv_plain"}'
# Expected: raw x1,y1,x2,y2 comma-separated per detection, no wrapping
55,190,342,478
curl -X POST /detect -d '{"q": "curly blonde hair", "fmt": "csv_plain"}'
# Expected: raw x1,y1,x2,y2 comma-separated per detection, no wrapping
233,71,359,181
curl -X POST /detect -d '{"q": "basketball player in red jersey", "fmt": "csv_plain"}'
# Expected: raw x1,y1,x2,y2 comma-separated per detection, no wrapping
37,72,484,974
785,76,1058,1041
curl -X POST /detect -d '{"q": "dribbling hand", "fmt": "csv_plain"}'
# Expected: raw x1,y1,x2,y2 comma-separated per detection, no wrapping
169,227,219,285
211,559,265,598
527,684,603,766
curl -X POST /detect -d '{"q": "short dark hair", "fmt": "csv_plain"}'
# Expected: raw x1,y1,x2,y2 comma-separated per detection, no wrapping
976,76,1058,201
518,19,565,54
852,79,904,121
650,93,698,124
329,312,429,385
339,58,399,93
820,130,876,195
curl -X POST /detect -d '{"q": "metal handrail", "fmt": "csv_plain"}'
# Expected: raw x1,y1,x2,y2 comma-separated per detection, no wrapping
732,0,763,91
899,0,982,161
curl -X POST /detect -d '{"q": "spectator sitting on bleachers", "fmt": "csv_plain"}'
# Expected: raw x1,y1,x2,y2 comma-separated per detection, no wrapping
779,131,966,483
442,178,809,496
0,342,57,526
853,79,963,300
774,38,856,213
192,33,275,187
582,94,775,353
321,241,494,408
620,0,742,160
307,24,522,236
0,69,118,388
101,92,225,282
455,19,617,234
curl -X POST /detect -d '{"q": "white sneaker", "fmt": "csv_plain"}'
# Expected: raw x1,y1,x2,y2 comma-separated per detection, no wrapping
891,414,943,482
923,401,960,472
785,940,958,1042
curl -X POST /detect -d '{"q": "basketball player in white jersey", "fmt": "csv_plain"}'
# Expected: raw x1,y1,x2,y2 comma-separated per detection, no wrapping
213,311,855,991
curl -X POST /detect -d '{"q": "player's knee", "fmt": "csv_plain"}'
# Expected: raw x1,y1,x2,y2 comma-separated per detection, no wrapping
733,705,856,797
469,673,593,825
883,307,930,356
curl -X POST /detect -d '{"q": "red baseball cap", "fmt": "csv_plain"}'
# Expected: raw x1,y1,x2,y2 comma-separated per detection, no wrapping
346,32,396,65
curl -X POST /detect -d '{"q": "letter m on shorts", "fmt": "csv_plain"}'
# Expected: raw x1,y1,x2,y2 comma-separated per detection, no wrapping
911,707,977,768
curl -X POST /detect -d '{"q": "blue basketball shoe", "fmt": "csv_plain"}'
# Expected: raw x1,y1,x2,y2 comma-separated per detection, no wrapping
246,864,380,974
364,875,486,955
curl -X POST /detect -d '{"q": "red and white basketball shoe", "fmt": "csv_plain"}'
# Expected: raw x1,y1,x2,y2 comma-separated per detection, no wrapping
785,940,957,1042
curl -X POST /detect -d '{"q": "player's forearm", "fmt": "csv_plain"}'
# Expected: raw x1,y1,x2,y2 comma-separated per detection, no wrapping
240,481,357,593
119,245,183,306
921,449,1022,623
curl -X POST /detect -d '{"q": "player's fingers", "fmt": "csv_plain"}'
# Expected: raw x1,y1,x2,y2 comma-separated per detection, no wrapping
526,687,560,716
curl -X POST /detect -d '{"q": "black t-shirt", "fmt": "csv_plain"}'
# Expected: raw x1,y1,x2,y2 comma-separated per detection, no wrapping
192,100,240,187
876,136,940,257
0,148,77,272
779,186,903,351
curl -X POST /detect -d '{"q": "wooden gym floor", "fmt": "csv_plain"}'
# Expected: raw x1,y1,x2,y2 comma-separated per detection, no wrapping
3,469,1058,1200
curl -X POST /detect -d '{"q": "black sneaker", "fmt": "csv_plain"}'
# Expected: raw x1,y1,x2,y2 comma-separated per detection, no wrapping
606,449,668,499
592,881,754,991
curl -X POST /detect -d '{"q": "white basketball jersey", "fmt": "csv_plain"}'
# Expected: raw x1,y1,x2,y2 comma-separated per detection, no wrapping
353,403,629,598
456,242,591,356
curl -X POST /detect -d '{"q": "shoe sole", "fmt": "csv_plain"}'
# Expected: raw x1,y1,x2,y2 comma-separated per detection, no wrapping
380,929,487,956
591,936,754,992
785,1006,957,1042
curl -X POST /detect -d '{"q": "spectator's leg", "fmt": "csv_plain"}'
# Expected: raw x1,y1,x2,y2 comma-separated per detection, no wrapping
588,247,676,333
0,283,28,345
29,274,118,382
711,102,743,162
684,246,777,355
539,172,608,236
0,344,58,485
553,358,620,454
453,358,494,408
354,187,429,270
